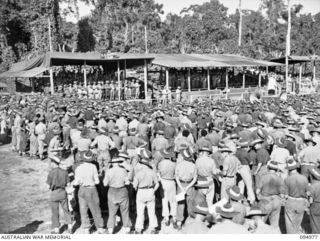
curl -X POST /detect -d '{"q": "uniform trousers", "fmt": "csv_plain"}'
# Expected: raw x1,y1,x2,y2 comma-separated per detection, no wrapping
238,165,255,202
310,202,320,234
259,194,281,227
11,126,17,150
135,188,158,231
37,134,46,157
78,186,104,229
110,90,115,101
221,176,236,200
176,183,194,222
107,187,131,229
50,189,72,229
206,178,215,206
29,134,38,156
284,197,308,234
161,179,177,220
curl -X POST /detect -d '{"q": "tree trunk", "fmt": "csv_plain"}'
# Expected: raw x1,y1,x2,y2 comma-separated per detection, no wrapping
131,25,134,44
124,20,129,46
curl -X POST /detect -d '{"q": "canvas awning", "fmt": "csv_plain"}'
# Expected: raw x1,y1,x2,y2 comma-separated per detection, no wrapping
151,54,283,69
0,67,48,78
0,52,154,78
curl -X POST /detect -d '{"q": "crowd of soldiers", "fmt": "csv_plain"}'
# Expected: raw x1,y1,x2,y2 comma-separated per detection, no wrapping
0,92,320,235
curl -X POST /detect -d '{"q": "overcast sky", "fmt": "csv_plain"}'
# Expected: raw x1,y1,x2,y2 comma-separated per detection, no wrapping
69,0,320,22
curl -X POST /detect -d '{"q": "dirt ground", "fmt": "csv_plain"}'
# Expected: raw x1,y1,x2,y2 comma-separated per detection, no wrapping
0,144,51,234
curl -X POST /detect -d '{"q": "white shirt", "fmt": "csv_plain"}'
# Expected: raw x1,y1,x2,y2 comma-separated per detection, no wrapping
267,76,277,91
98,119,107,129
0,119,6,134
129,119,140,130
74,162,99,186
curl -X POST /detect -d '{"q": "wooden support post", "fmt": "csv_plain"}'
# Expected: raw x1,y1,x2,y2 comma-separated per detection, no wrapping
242,72,245,88
165,69,169,89
258,71,262,88
49,68,54,94
207,68,210,90
117,60,121,101
226,68,229,90
299,64,302,92
144,59,148,101
83,60,87,87
188,68,191,92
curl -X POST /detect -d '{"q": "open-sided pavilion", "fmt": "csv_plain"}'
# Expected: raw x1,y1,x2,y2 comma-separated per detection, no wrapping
0,52,283,100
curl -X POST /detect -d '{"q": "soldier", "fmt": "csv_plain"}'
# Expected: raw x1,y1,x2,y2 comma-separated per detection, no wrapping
135,80,140,99
175,148,198,230
110,81,115,101
103,152,132,234
101,81,106,100
157,148,177,226
90,127,115,173
47,155,73,234
74,150,106,234
256,161,285,228
133,148,159,234
105,81,111,101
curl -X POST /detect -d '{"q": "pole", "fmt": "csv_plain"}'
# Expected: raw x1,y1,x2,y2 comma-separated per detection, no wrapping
49,68,54,94
242,71,245,88
48,18,52,52
207,69,210,90
258,71,262,88
83,60,87,87
144,25,148,54
165,69,169,89
144,59,148,101
285,0,291,92
299,64,302,93
238,0,242,47
117,60,121,101
226,68,229,90
188,68,191,92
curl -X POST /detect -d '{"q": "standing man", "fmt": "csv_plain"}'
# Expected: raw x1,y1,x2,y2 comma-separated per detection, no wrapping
74,151,105,234
195,141,218,206
283,159,309,234
256,161,285,228
176,86,182,102
175,148,198,230
47,155,72,234
133,149,159,234
90,127,115,173
35,117,47,160
235,139,255,204
220,146,241,200
103,153,131,234
157,148,177,226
